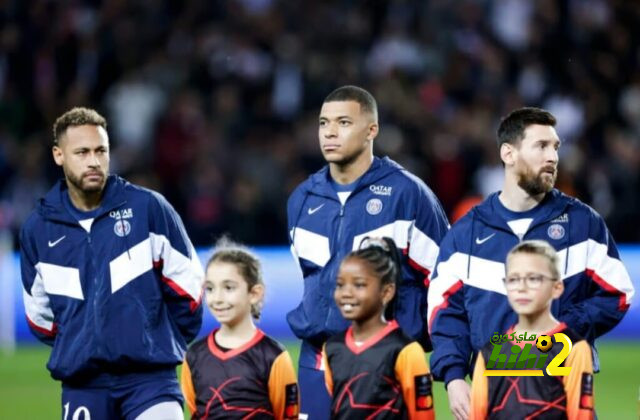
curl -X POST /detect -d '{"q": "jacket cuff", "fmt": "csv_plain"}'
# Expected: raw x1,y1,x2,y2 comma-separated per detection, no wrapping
444,366,467,387
559,310,589,339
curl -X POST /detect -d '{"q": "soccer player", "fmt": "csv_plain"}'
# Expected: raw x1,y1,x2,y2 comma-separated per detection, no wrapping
181,238,299,419
287,85,449,418
323,237,434,419
20,107,203,419
428,107,634,420
471,240,594,419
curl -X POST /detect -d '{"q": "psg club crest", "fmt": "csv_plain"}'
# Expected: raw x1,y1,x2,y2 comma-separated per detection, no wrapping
114,220,132,237
547,223,565,240
366,198,383,215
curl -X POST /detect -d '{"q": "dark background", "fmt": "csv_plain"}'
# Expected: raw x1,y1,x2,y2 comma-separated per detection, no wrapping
0,0,638,247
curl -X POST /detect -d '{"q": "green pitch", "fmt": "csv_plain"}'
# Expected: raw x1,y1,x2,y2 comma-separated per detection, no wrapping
1,341,638,419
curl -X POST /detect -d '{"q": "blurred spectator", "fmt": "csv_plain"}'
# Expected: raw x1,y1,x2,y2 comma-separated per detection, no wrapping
0,0,639,246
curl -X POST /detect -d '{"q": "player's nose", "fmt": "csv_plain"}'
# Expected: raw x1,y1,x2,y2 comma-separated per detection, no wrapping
324,123,338,138
339,285,354,297
88,152,101,167
209,288,224,302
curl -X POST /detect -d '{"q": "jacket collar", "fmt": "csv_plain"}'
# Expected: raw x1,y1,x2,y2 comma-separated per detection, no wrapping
472,189,572,232
305,156,404,200
37,175,128,224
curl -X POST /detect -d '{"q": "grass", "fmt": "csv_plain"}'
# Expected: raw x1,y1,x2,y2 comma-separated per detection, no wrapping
1,341,638,419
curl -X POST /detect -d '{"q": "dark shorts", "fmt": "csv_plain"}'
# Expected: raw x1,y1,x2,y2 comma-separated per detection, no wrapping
61,369,182,420
298,341,331,420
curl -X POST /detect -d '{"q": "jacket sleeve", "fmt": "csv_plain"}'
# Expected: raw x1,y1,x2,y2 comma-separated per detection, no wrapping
407,184,450,286
286,189,303,273
19,222,57,345
149,192,204,343
286,190,298,246
558,210,634,342
406,181,450,348
427,228,472,385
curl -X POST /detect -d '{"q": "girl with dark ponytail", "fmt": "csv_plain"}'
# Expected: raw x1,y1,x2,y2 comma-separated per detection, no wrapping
322,237,435,419
346,236,403,321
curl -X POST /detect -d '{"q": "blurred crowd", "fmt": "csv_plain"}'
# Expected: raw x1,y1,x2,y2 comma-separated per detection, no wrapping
0,0,639,248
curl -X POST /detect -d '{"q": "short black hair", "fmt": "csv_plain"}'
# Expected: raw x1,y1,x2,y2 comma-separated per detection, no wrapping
53,107,107,146
497,107,556,148
323,85,378,119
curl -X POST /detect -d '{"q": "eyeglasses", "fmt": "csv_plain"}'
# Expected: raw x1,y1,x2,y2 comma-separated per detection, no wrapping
503,274,557,290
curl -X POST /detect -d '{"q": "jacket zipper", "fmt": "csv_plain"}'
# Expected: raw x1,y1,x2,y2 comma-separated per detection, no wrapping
325,203,347,334
85,229,102,353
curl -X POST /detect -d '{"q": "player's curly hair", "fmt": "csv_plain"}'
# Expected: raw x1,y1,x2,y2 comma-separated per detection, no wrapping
206,236,265,320
53,107,107,145
344,236,401,320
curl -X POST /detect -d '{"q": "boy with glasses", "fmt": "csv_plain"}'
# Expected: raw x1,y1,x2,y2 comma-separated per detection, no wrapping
428,107,633,420
470,240,594,419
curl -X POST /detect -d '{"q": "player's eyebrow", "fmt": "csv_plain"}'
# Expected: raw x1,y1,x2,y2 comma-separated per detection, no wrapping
319,115,353,121
72,145,108,152
220,279,239,285
338,275,369,281
535,138,561,146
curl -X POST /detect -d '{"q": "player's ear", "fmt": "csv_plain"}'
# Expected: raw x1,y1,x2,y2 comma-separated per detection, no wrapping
249,283,265,306
366,121,379,142
551,279,564,299
52,145,64,167
381,282,395,306
500,142,516,166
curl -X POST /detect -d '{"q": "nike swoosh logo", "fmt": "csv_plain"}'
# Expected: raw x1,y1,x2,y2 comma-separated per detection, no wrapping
48,236,66,247
475,233,495,245
308,204,325,215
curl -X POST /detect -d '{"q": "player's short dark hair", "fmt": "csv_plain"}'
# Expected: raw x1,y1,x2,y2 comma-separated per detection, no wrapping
497,107,556,148
323,85,378,119
506,240,560,280
344,236,401,319
207,236,264,320
53,107,107,146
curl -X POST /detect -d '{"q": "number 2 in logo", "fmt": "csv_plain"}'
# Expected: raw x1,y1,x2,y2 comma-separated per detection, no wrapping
545,332,573,376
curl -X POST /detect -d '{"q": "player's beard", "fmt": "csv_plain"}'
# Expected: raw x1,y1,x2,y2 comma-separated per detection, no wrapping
65,168,107,194
517,162,556,196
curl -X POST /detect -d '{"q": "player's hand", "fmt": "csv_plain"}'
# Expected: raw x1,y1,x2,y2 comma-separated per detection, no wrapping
447,379,470,420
